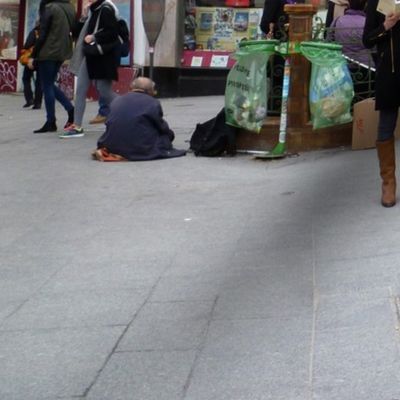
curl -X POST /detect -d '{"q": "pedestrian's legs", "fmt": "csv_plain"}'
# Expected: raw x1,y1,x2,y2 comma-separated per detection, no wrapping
94,79,116,114
34,60,73,132
376,108,398,207
33,68,43,108
37,60,59,124
73,59,91,127
53,64,74,114
22,66,34,106
98,95,109,117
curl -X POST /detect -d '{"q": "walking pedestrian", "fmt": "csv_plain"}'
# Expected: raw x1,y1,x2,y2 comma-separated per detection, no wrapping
28,0,75,133
363,5,400,207
21,22,42,109
60,0,119,138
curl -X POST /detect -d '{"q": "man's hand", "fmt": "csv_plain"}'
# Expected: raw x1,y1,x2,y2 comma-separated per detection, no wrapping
84,34,95,44
267,22,274,39
27,58,34,70
384,13,400,31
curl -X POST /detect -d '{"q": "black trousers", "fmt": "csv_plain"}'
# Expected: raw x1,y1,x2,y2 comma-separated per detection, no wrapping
22,66,42,106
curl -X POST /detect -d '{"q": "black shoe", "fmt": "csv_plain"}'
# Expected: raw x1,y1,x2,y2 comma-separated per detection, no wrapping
32,104,41,110
23,101,34,108
33,121,57,133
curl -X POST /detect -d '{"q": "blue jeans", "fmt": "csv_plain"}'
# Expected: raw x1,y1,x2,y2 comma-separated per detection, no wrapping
37,60,73,123
98,96,109,117
378,108,399,142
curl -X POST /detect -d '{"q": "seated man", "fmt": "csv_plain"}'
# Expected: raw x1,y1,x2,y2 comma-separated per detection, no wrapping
93,77,186,161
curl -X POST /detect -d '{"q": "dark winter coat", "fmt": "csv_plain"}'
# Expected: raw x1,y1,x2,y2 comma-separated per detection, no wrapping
97,92,186,161
260,0,287,38
363,0,400,110
23,26,39,50
32,0,75,61
85,0,119,81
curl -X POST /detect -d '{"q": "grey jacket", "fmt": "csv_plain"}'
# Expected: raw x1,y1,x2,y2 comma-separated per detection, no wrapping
33,0,75,62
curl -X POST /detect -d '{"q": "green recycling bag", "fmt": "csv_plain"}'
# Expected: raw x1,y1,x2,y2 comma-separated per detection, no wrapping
225,40,277,133
300,42,354,130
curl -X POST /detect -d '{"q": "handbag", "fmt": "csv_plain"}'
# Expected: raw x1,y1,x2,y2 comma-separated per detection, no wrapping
83,6,116,57
19,47,34,66
83,41,105,56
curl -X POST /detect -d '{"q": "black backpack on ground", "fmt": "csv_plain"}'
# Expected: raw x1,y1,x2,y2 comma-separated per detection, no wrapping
190,108,237,157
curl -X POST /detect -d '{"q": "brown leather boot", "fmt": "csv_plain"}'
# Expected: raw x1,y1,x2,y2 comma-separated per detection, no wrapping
376,137,396,207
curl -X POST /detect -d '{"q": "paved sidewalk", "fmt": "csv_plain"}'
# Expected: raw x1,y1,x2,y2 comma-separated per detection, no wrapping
1,93,400,400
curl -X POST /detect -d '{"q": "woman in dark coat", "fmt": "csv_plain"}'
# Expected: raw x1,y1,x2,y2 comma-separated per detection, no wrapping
60,0,119,138
363,7,400,207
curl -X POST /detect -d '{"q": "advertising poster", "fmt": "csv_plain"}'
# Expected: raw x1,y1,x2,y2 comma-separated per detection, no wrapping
0,3,19,60
195,7,263,52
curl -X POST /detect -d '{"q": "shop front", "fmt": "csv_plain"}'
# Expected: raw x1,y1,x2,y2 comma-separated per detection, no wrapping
0,0,135,96
0,0,328,98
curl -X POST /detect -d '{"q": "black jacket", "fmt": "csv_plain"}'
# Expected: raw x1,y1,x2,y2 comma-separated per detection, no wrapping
363,0,400,110
23,26,39,49
85,0,119,80
260,0,286,38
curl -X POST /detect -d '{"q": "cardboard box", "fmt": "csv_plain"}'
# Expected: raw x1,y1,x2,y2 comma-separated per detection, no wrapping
377,0,400,15
352,98,400,150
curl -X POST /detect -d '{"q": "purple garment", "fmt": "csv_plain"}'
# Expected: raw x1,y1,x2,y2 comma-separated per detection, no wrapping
331,10,371,66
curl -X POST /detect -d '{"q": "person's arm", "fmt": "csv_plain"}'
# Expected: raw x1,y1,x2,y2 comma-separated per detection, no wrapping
23,28,36,49
151,101,175,142
362,0,396,48
85,6,118,45
260,0,281,36
30,8,52,59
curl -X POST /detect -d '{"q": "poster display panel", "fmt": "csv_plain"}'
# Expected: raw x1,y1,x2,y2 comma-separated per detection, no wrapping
194,7,263,52
0,2,19,60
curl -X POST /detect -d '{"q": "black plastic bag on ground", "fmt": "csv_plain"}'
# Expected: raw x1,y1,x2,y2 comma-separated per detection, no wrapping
190,108,237,157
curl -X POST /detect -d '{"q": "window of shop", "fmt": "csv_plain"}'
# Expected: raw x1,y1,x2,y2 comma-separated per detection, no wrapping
183,0,265,67
0,1,19,60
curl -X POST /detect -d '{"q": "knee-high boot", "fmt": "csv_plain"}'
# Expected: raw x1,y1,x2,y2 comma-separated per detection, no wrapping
376,137,396,207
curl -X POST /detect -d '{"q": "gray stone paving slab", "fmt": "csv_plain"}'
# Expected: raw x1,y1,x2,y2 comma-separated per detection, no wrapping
313,227,400,262
202,318,312,356
229,246,314,271
315,289,394,331
315,254,399,295
0,288,148,330
150,274,231,302
213,269,313,319
312,327,400,400
0,302,22,324
0,326,124,400
86,350,197,400
117,301,213,351
39,259,167,293
184,352,309,400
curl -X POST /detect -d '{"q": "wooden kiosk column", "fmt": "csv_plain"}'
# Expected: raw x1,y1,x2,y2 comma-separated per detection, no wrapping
285,4,316,129
236,4,353,153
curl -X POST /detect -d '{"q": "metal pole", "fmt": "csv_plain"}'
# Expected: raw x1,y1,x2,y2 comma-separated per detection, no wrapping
149,47,154,80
